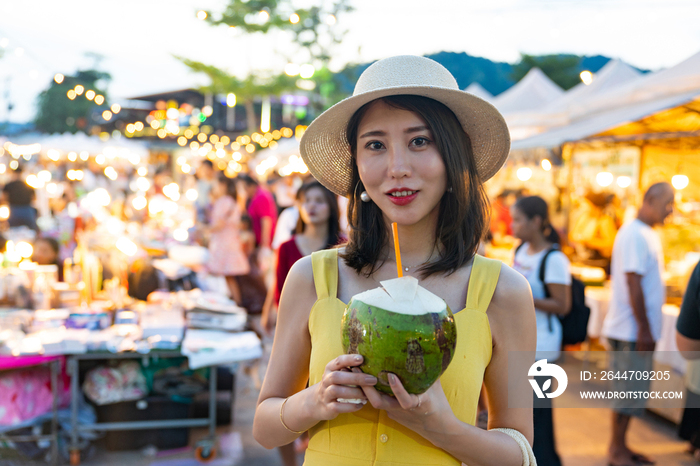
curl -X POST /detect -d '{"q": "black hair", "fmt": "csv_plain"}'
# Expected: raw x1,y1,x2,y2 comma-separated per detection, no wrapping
295,181,342,250
237,173,259,187
341,95,490,278
217,174,238,201
201,159,214,169
34,236,60,255
513,195,560,244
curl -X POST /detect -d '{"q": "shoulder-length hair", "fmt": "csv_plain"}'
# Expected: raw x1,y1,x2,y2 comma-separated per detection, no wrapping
341,95,490,278
295,181,342,250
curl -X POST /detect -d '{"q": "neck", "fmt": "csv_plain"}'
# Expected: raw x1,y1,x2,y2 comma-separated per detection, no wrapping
637,207,655,227
382,214,439,270
303,222,329,243
527,234,550,252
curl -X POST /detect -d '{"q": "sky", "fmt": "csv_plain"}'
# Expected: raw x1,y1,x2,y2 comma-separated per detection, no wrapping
1,0,699,123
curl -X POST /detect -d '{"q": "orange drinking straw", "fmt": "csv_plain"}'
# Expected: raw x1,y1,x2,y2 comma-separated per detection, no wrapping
391,222,403,278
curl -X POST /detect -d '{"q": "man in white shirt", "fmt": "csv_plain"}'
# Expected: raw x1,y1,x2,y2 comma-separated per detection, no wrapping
602,182,674,466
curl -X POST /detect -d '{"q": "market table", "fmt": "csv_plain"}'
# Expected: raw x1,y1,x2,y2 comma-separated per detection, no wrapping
66,347,256,465
0,355,62,466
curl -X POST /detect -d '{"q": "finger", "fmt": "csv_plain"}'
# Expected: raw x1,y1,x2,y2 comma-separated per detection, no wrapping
387,373,416,410
326,354,364,373
328,385,367,401
327,370,377,387
328,401,367,414
361,383,401,411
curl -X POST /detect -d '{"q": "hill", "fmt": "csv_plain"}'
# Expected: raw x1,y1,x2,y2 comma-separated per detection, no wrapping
334,52,647,97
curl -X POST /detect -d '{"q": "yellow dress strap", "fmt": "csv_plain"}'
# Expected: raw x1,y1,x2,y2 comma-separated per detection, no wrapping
311,248,339,300
465,255,502,313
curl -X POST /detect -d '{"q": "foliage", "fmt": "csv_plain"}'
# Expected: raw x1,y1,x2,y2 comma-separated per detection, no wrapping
34,69,110,134
511,54,582,90
202,0,353,63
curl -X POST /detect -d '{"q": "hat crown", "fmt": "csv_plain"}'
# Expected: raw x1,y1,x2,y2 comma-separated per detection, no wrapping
353,55,459,96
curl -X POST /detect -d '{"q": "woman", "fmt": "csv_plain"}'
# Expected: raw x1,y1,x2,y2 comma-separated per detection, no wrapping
511,195,572,466
32,237,63,282
207,175,249,304
271,181,342,466
253,56,536,466
274,181,342,305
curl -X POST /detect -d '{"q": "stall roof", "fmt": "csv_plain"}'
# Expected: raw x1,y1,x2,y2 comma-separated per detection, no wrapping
511,50,700,149
492,68,564,115
511,92,700,150
464,82,493,102
506,60,643,133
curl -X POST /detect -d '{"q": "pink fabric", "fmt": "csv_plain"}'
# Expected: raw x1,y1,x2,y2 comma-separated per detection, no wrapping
208,195,250,276
0,357,70,427
248,187,278,246
0,355,60,371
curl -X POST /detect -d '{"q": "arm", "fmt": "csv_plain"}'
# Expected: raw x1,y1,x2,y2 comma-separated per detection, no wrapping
361,265,536,466
533,283,571,316
252,257,376,449
627,272,655,351
260,216,273,249
677,333,700,359
676,263,700,359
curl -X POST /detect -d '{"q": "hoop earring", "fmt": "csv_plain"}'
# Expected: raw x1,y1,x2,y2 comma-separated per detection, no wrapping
360,191,371,203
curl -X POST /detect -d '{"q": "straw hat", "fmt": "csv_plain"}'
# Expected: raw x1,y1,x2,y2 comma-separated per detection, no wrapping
299,55,511,197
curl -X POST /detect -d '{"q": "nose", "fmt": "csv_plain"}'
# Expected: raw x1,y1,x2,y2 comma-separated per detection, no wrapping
387,144,411,180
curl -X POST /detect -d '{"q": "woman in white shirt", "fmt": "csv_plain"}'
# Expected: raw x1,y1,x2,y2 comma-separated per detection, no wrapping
511,195,572,466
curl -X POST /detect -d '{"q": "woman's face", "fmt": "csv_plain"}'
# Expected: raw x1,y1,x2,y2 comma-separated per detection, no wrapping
212,180,225,198
355,101,447,227
33,241,58,265
510,207,539,241
299,187,330,226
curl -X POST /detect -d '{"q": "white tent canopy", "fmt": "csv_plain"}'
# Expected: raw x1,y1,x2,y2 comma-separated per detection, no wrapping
464,82,493,102
9,132,150,159
492,68,564,115
512,50,700,150
506,59,644,139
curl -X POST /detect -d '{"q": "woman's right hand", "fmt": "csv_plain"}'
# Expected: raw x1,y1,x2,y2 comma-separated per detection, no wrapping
309,354,377,421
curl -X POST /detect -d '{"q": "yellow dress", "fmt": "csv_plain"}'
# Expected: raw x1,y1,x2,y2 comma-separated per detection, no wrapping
304,248,502,466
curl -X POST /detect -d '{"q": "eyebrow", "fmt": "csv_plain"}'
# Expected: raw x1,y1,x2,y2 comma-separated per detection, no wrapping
359,126,430,139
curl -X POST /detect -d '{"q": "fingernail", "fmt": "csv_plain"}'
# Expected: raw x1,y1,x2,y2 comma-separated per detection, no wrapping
389,374,396,384
354,355,362,362
365,376,377,384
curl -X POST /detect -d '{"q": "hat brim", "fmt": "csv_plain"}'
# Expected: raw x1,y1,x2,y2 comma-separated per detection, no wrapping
300,85,511,197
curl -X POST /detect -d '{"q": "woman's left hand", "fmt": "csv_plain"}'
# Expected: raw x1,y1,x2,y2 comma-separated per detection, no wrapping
359,371,453,438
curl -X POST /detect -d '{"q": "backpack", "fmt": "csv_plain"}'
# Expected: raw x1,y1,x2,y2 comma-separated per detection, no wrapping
515,244,591,346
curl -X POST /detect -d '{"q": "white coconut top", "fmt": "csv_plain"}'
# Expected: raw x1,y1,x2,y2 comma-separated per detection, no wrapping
351,276,447,316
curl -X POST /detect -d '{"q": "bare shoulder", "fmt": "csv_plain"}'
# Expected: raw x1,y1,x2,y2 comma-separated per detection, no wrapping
488,263,536,349
278,255,317,321
492,262,532,308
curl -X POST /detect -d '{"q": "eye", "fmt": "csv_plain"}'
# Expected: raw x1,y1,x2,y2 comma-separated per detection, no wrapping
365,141,384,150
410,137,430,147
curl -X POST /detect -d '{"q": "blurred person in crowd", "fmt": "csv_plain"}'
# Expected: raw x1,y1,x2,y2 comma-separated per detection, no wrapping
570,191,618,272
267,181,343,466
2,165,37,230
237,173,278,269
195,159,216,224
602,182,674,466
272,172,302,214
511,195,571,466
207,175,250,304
491,190,513,237
676,260,700,460
32,237,63,281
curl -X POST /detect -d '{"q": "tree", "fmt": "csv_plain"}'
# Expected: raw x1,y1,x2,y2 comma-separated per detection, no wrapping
202,0,352,64
177,57,298,133
34,69,111,134
179,0,353,133
511,54,582,90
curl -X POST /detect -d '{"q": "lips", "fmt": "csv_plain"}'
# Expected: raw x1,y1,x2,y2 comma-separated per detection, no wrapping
386,188,418,206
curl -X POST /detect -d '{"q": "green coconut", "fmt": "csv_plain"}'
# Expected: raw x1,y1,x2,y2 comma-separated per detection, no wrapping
341,276,457,396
